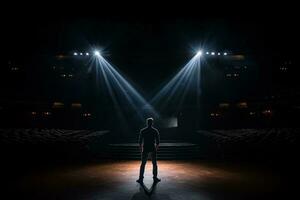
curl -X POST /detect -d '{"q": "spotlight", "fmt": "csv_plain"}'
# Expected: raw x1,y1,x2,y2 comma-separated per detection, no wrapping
218,52,221,55
74,52,78,56
86,52,89,56
206,52,209,55
80,53,83,56
94,50,101,57
224,52,227,56
196,50,202,57
211,52,215,55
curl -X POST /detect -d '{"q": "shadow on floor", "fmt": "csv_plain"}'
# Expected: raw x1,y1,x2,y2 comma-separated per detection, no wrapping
131,181,172,200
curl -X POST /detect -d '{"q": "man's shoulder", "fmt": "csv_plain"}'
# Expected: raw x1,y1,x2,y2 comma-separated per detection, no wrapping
140,126,159,133
151,127,159,133
140,127,148,133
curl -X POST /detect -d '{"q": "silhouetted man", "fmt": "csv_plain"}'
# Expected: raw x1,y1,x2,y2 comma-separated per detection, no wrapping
136,118,161,183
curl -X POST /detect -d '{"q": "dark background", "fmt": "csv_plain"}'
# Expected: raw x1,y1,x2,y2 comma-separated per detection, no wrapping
2,16,298,93
1,4,299,130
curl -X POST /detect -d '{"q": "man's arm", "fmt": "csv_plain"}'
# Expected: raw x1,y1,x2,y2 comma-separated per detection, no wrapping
138,130,143,152
155,130,160,151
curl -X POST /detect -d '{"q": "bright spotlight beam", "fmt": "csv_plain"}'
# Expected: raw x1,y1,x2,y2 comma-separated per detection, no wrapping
94,50,101,57
90,54,159,122
196,50,202,57
151,55,202,111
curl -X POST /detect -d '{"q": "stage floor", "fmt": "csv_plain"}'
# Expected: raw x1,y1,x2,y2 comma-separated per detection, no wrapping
8,160,284,200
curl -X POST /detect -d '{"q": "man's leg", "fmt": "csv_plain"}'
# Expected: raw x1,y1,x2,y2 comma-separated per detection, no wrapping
151,150,158,179
138,151,148,181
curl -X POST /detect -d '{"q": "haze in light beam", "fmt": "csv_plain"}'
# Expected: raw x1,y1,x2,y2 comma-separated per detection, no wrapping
89,55,159,126
151,55,202,112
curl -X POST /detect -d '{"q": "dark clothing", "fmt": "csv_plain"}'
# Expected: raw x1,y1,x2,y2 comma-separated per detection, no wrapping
138,126,160,152
139,151,158,179
138,126,160,179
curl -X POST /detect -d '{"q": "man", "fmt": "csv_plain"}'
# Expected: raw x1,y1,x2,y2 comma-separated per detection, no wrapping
136,118,161,183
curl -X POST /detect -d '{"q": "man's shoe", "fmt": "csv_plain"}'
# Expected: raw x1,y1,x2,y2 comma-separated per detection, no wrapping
153,177,161,183
136,178,143,184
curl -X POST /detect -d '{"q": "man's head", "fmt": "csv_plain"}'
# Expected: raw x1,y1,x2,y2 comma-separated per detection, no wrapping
146,117,153,127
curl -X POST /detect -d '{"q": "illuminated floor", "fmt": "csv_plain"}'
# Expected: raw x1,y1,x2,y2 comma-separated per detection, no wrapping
13,160,281,200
